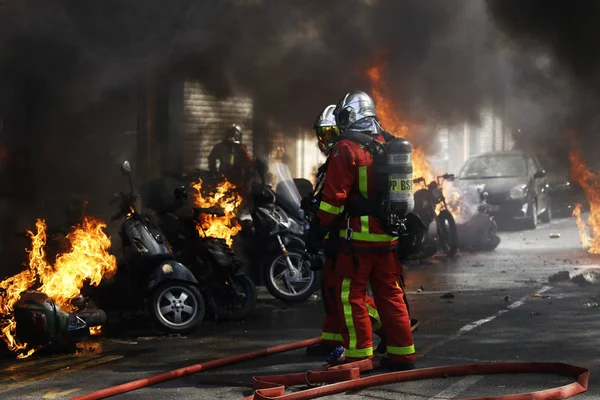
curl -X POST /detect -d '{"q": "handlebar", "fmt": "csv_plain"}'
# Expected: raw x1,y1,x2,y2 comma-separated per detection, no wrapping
438,173,455,182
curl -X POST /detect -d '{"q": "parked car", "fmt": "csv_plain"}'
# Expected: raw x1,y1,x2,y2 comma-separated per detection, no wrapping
454,151,551,229
547,171,587,217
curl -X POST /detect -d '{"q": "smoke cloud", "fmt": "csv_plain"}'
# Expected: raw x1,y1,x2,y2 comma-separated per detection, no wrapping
486,0,600,168
0,0,507,128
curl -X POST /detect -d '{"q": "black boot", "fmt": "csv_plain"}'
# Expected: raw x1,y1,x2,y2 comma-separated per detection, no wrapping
306,343,336,357
380,356,415,371
376,335,387,354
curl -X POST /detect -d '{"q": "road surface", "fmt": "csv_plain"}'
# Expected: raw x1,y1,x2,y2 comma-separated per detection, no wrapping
1,215,599,400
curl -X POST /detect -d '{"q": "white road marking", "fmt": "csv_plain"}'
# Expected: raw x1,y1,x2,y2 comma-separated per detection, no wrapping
420,286,552,354
428,375,484,399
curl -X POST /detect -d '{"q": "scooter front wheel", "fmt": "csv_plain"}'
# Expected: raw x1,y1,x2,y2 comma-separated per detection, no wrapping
264,250,319,304
148,281,205,334
209,274,257,322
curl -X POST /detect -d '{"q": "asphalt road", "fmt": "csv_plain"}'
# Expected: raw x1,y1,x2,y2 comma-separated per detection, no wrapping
1,214,599,400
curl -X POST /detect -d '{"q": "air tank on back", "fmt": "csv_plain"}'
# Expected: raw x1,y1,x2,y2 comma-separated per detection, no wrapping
386,138,414,216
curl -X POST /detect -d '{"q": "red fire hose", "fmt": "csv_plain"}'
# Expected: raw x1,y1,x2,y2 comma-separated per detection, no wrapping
70,320,588,400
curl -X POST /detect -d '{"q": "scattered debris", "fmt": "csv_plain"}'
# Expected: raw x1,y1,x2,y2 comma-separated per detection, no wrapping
548,271,570,283
530,312,541,316
571,271,599,286
444,300,454,304
471,262,484,268
583,302,600,308
440,293,455,299
549,233,561,239
532,293,542,297
504,296,511,302
420,286,425,291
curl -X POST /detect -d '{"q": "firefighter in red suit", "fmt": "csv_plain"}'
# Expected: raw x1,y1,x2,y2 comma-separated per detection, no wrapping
305,105,387,358
314,91,415,370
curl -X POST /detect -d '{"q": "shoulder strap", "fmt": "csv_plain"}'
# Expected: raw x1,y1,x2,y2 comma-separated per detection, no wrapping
333,130,386,159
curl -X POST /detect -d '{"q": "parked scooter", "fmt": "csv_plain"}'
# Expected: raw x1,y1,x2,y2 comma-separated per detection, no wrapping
104,161,205,334
237,159,318,304
412,173,459,258
156,187,257,322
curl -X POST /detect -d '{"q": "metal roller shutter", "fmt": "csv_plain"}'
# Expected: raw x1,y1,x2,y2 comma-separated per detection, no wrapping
182,81,253,172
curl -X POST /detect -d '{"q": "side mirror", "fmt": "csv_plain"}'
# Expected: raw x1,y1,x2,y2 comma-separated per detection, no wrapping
121,161,131,176
534,169,546,179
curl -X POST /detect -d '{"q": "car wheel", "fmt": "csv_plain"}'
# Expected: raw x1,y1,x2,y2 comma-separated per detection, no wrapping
524,200,538,230
540,203,552,223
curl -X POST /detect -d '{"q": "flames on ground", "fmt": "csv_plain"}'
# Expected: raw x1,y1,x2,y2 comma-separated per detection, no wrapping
190,179,243,247
0,217,117,358
366,57,465,219
570,147,600,254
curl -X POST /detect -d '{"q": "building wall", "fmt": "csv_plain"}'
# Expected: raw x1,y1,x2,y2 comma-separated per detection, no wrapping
179,81,254,173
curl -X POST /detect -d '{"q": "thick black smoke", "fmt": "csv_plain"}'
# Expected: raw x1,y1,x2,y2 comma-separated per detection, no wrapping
0,0,505,129
486,0,600,168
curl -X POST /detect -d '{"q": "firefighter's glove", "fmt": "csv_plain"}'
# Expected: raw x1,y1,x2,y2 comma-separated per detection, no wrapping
304,225,327,255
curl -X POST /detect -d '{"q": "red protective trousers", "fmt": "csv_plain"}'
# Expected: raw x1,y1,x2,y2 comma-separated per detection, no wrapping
329,247,415,362
320,257,384,347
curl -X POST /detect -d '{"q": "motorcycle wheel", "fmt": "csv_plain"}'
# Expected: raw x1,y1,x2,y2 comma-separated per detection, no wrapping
148,281,205,334
481,219,501,251
208,274,257,322
437,210,458,257
264,249,319,304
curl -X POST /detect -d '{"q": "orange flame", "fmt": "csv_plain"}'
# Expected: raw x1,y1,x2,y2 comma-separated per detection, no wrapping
570,147,600,254
0,217,117,358
89,326,102,336
366,63,435,185
191,179,243,246
366,55,462,218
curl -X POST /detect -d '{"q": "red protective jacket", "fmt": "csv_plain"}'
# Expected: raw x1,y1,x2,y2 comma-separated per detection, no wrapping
316,133,398,249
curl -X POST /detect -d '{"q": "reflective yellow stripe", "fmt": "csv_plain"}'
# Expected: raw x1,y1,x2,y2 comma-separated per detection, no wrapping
341,279,356,351
340,230,398,242
322,332,343,342
366,303,382,332
387,344,415,356
358,166,368,198
345,347,373,358
360,215,369,233
319,201,343,215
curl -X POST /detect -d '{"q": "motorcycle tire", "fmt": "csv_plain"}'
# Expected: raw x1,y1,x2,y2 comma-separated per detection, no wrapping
148,281,205,334
437,210,458,258
209,274,257,322
264,249,319,304
481,219,501,251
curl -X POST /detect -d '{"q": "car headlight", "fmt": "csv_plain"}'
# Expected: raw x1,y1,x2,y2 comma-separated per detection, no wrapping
509,184,527,199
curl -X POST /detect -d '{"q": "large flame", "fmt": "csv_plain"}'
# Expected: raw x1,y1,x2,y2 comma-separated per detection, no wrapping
0,217,117,358
570,147,600,254
366,57,463,218
191,179,243,246
366,63,434,185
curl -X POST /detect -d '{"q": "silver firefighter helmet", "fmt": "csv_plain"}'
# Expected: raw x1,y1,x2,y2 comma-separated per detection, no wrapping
314,104,339,156
333,91,377,132
225,124,243,144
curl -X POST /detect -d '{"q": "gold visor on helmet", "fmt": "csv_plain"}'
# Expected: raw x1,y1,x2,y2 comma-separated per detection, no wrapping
315,125,339,155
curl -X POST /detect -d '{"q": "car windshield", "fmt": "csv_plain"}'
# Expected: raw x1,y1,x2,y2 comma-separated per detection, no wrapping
459,155,527,179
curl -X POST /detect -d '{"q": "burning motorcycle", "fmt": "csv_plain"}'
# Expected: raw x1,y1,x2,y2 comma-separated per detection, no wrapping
412,173,459,258
105,161,205,334
237,159,318,304
157,187,257,322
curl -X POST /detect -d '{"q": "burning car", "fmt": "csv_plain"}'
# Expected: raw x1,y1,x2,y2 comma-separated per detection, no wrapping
454,151,551,229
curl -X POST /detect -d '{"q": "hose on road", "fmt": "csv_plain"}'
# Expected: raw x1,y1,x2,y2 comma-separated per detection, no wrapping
69,320,588,400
